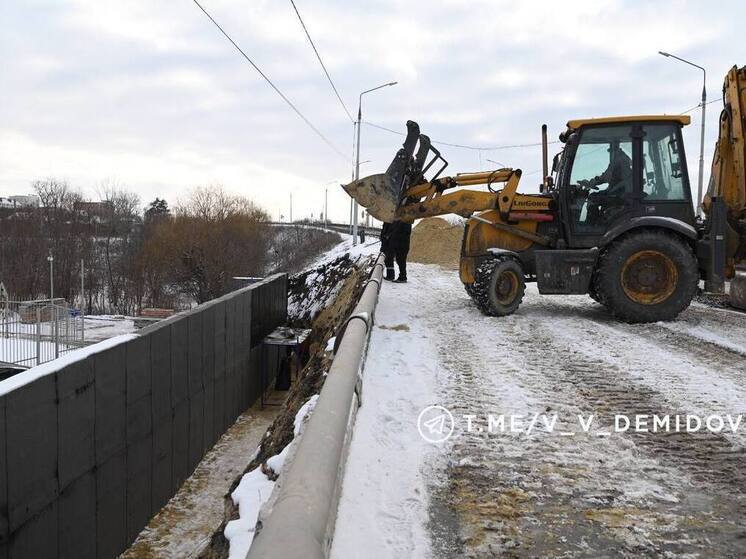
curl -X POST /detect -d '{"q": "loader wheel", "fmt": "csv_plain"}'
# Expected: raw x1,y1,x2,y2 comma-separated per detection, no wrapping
596,230,698,323
472,256,525,316
588,281,604,305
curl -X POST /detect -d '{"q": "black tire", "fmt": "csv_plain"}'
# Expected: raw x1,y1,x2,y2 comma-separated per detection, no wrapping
471,256,526,316
589,274,608,307
595,230,698,323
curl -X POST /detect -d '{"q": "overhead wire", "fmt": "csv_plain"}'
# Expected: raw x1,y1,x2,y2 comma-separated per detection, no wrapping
191,0,349,161
679,98,721,115
363,121,560,151
289,0,354,123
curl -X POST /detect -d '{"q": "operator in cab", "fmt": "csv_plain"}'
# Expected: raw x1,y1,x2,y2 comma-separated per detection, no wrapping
580,142,632,195
579,142,632,224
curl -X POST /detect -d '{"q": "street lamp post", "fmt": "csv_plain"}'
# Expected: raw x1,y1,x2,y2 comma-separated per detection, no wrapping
322,179,336,229
349,160,371,233
353,81,397,245
47,252,54,301
659,51,706,217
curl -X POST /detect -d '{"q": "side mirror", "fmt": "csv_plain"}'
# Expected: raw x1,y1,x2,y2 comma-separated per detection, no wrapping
551,152,561,174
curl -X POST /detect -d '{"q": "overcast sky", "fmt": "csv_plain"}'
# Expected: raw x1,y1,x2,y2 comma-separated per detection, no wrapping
2,0,744,222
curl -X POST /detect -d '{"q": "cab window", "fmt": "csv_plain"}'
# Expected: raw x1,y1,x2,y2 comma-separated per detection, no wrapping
569,126,633,192
568,125,634,233
642,124,687,200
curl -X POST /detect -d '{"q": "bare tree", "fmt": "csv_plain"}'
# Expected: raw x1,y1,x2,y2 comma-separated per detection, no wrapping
164,185,271,302
97,181,142,313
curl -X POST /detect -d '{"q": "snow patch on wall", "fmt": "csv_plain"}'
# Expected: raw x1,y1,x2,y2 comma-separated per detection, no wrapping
0,333,138,396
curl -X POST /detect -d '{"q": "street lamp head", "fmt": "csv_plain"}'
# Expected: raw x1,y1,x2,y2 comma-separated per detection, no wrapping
388,81,398,86
658,50,705,74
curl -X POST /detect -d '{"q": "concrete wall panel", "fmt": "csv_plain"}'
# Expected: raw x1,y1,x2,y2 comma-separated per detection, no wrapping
126,395,152,445
94,344,126,463
170,319,188,406
212,376,226,442
0,397,7,545
224,298,236,371
203,381,215,450
9,502,57,559
150,326,171,421
187,314,203,396
234,296,246,368
126,436,152,543
240,291,249,343
58,472,96,559
187,391,204,472
171,401,190,493
95,450,126,559
213,301,226,381
223,368,235,434
57,359,95,491
6,375,57,531
202,306,215,381
248,345,263,408
125,336,150,403
152,418,173,512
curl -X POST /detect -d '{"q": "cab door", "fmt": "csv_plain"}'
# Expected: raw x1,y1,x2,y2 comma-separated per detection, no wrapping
639,122,695,226
561,124,637,248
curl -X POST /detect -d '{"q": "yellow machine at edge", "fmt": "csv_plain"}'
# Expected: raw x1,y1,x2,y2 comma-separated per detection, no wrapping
344,65,746,322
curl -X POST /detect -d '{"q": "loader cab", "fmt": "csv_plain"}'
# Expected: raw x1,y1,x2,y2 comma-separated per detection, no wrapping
556,116,695,248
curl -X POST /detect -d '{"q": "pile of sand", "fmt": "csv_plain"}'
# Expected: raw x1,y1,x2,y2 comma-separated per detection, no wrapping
408,216,465,269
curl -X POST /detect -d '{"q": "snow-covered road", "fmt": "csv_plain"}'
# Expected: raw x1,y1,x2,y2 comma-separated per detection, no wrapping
332,263,746,558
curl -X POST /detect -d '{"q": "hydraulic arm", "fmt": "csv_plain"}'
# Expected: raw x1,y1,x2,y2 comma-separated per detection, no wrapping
343,121,551,224
702,66,746,307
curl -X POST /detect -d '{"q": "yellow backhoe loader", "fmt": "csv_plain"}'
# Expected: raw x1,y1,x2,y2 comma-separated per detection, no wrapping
345,65,746,322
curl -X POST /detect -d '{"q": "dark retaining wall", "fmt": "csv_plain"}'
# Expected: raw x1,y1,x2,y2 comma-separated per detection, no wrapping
0,274,287,559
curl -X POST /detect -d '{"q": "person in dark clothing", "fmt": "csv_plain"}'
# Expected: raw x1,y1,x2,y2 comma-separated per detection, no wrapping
381,222,395,280
381,220,412,282
579,143,633,225
580,144,633,195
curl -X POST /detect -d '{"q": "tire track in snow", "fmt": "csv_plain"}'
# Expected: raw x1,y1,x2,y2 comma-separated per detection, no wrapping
415,267,746,558
504,298,746,556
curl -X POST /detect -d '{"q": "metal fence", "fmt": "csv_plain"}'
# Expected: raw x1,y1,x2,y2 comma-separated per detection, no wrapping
0,298,85,368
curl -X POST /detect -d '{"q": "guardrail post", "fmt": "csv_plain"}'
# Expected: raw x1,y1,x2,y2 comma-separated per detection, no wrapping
36,307,41,366
54,307,59,360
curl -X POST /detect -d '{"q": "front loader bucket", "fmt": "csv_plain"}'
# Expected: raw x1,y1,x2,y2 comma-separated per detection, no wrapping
343,121,447,222
730,265,746,310
342,172,399,222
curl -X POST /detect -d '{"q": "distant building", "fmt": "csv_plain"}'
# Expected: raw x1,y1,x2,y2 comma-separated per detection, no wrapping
73,200,114,221
0,195,40,208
